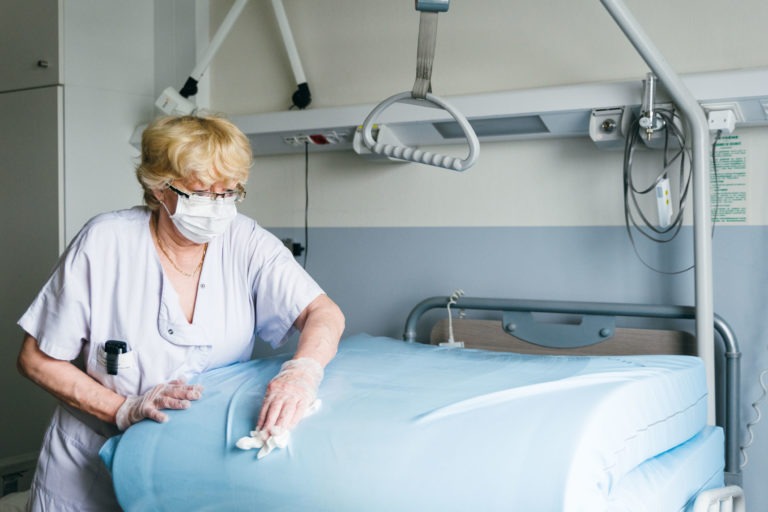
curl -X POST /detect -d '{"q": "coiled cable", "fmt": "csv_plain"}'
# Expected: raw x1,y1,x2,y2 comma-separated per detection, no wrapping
741,367,768,468
623,108,692,274
623,112,725,275
446,289,465,343
438,289,465,348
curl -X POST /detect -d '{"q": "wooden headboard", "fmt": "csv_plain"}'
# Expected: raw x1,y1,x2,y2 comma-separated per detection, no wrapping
430,318,697,356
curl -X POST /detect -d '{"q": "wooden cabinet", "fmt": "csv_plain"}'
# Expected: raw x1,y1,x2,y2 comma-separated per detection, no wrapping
0,86,62,458
0,0,61,92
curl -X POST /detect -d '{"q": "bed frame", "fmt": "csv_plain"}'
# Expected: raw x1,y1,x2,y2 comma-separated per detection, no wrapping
403,296,742,487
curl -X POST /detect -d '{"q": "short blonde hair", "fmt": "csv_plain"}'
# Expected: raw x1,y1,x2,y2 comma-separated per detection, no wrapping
136,114,253,210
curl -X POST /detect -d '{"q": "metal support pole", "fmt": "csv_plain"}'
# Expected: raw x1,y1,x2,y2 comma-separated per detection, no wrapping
599,0,715,424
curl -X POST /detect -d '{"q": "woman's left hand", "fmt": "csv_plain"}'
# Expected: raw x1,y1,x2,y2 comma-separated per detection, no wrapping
257,358,323,434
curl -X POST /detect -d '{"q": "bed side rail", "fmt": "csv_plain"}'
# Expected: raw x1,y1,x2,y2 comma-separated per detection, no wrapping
692,485,745,512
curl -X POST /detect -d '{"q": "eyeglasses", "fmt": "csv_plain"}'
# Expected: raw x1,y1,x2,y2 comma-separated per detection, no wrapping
167,183,246,203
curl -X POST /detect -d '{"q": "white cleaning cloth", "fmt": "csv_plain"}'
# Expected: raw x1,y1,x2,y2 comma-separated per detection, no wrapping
236,399,322,459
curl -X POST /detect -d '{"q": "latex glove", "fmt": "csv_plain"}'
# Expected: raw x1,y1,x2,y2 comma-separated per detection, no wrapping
115,379,203,431
257,357,323,434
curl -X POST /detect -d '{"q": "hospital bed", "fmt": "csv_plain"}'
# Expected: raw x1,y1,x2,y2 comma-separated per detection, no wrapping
100,295,744,511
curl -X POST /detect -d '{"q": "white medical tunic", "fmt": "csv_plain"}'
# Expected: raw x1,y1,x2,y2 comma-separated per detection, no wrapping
18,206,324,511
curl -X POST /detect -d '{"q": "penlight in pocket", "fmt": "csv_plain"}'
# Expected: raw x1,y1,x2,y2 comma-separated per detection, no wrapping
105,340,128,376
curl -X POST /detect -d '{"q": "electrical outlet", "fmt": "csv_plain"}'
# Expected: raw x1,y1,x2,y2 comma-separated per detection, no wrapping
281,238,305,257
589,107,630,150
283,131,350,147
702,102,743,134
701,102,744,121
707,110,737,134
282,135,312,146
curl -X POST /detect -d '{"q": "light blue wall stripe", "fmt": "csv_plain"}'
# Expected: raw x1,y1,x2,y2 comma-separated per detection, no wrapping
270,226,705,336
269,225,767,352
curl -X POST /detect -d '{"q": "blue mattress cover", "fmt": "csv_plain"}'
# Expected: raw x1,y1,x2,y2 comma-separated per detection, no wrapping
608,426,724,512
101,334,715,511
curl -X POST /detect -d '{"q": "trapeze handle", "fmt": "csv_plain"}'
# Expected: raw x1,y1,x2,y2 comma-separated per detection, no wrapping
361,91,479,172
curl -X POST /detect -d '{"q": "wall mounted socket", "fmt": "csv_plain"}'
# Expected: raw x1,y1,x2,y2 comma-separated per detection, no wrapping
282,238,305,257
701,102,745,123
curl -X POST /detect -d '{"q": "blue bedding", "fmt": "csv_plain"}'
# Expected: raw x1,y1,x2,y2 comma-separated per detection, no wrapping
100,334,722,511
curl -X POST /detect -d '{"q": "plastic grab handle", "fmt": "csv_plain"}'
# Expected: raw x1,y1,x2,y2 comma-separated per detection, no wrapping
361,91,479,171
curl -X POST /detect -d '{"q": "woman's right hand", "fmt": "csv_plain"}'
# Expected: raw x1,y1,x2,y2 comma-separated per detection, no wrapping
115,379,203,431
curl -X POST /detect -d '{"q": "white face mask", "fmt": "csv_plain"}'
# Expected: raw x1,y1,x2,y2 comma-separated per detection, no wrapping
162,194,237,244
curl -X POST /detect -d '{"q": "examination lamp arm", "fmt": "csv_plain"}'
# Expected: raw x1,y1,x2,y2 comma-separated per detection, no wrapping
156,0,312,115
270,0,311,110
183,0,250,98
155,0,249,115
178,77,199,99
292,82,311,110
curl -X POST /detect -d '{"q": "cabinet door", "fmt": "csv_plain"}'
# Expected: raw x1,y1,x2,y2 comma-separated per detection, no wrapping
0,0,61,92
0,86,61,459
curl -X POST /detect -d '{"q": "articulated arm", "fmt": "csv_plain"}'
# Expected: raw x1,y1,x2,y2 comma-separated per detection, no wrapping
156,0,311,115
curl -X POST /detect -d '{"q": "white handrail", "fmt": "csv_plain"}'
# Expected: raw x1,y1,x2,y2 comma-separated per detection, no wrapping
692,486,745,512
361,92,479,172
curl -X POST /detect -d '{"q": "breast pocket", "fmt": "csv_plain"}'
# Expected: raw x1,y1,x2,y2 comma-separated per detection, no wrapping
92,341,142,396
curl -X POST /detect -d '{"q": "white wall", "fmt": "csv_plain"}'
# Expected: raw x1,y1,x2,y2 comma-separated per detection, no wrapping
61,1,155,242
237,128,768,229
211,0,768,114
208,0,768,229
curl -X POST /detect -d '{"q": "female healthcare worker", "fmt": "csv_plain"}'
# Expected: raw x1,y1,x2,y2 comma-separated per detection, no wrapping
16,114,345,511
